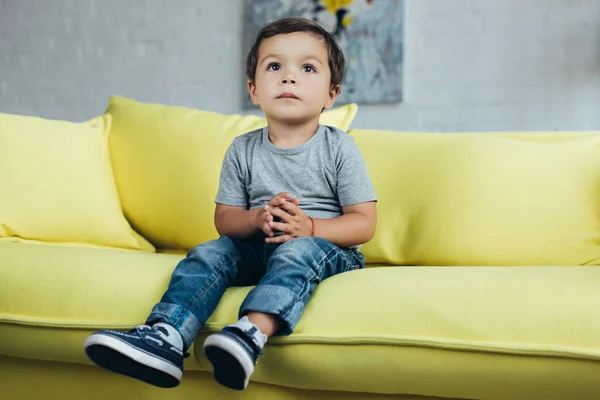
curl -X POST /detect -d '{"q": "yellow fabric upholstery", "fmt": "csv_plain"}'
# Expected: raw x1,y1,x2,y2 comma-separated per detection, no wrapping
484,130,600,141
4,118,600,399
1,242,599,399
351,129,600,266
0,113,153,251
0,356,450,400
106,96,358,250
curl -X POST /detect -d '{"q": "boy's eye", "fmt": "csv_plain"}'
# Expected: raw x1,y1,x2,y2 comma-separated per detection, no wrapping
267,63,281,71
302,65,316,73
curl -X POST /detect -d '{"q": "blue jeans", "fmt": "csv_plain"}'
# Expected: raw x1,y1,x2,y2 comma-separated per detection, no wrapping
146,236,364,350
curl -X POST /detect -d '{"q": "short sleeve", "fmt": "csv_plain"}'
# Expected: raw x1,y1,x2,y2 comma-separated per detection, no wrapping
215,140,249,207
335,136,378,207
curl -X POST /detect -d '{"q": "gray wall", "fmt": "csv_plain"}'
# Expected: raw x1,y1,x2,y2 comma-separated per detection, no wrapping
1,0,599,132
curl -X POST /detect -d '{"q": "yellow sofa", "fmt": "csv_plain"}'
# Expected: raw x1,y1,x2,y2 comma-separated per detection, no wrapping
1,97,599,400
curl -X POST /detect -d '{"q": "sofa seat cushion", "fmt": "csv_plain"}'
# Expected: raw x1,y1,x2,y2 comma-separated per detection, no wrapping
0,243,199,365
199,267,600,398
1,242,599,399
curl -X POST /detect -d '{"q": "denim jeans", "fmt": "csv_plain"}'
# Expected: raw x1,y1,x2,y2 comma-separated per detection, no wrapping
146,236,364,350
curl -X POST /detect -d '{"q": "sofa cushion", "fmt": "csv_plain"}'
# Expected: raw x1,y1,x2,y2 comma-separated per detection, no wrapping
1,242,599,398
0,355,455,400
0,242,195,367
0,113,154,252
351,129,600,266
106,96,358,251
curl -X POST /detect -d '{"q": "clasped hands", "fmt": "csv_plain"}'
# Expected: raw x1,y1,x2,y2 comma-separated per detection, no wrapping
256,192,312,243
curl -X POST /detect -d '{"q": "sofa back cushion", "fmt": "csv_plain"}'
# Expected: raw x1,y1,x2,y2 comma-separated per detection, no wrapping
106,96,358,250
350,129,600,266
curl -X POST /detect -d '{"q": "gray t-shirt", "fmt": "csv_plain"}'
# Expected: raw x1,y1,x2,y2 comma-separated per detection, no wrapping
215,125,377,220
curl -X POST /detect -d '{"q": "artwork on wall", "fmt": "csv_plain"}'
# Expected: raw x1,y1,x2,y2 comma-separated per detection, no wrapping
243,0,404,107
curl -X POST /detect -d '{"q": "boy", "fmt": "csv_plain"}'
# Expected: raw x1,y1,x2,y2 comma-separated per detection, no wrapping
84,17,377,391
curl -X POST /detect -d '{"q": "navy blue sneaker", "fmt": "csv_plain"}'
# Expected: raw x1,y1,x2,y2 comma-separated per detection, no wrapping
203,323,266,390
84,325,189,388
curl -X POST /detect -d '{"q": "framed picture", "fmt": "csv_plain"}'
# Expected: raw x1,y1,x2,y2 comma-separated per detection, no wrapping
243,0,404,107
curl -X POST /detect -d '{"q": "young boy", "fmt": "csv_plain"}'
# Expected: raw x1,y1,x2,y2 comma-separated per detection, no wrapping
84,17,377,391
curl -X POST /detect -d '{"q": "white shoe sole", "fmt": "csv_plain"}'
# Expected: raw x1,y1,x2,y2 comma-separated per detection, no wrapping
84,333,182,385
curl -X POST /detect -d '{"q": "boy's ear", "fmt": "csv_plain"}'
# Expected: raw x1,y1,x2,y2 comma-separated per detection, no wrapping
324,85,341,110
248,80,259,105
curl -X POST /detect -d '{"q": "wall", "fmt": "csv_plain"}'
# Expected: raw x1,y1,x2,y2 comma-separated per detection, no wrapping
1,0,599,132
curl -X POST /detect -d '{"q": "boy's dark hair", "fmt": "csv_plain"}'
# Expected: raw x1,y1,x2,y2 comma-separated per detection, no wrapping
246,17,345,89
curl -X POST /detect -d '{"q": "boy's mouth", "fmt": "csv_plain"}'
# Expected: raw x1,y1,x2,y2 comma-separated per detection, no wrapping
277,92,300,100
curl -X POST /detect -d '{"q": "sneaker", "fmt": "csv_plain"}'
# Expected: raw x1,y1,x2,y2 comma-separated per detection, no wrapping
84,325,189,388
203,325,264,390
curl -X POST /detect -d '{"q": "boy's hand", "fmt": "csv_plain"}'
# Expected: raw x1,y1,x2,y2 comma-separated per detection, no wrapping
265,199,312,243
256,192,300,237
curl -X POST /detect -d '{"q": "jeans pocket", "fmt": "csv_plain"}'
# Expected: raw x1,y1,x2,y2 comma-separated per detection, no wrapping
347,250,365,272
346,263,363,272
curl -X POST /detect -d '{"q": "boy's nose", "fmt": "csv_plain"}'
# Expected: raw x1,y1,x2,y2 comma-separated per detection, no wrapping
281,76,296,84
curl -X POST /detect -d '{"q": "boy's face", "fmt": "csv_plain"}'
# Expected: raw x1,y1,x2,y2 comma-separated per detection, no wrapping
248,32,339,124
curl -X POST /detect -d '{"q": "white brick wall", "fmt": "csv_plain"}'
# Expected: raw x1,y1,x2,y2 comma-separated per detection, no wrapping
1,0,599,131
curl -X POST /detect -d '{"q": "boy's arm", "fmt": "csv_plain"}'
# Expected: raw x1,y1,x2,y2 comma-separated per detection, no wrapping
214,204,261,238
311,201,377,248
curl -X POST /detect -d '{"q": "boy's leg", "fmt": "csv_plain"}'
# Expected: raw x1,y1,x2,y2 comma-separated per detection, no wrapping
204,236,363,390
145,236,263,348
84,236,263,388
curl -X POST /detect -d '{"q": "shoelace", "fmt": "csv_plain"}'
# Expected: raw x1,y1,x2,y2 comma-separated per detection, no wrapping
153,326,169,342
136,325,165,346
144,325,189,358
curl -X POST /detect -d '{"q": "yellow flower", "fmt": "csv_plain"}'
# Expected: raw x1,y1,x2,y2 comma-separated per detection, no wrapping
321,0,355,15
